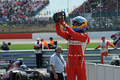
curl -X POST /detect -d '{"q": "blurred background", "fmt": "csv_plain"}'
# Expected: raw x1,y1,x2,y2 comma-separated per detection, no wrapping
0,0,120,33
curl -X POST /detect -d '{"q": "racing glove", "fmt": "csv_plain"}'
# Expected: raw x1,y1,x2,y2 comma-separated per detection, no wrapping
53,11,66,23
53,13,60,23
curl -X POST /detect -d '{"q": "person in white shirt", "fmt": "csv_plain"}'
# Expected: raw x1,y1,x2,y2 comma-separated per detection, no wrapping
50,46,66,80
33,38,42,51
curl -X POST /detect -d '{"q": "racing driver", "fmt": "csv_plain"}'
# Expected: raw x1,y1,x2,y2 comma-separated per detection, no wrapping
53,12,90,80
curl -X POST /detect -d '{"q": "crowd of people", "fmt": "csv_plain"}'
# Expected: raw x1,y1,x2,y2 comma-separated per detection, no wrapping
0,0,49,24
70,0,120,14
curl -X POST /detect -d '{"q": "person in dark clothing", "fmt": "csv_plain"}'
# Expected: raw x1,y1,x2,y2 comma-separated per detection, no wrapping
0,41,10,50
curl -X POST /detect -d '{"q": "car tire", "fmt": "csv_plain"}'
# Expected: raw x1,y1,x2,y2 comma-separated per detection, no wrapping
9,71,15,80
38,73,44,80
41,72,50,80
15,71,27,80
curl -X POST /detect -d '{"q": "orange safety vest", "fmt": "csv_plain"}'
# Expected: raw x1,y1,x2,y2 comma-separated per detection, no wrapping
50,40,54,45
41,40,49,49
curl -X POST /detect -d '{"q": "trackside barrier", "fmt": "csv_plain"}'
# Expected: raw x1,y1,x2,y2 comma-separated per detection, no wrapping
86,63,120,80
0,50,36,68
0,49,120,80
86,63,97,80
0,48,120,68
97,64,120,80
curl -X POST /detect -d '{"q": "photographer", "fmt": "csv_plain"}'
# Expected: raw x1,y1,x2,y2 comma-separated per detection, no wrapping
0,41,11,50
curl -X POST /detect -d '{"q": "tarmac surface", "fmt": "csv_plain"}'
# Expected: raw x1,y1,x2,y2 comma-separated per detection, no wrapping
0,38,113,44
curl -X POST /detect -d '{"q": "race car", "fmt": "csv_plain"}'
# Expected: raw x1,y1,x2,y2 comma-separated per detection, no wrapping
0,60,50,80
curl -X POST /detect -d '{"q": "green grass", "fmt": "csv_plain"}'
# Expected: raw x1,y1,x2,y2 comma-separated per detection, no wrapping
9,44,34,50
1,42,114,50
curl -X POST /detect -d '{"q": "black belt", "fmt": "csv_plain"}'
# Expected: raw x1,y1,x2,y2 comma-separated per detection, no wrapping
51,71,63,74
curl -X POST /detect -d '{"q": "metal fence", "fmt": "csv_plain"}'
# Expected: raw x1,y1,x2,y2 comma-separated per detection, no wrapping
0,48,120,68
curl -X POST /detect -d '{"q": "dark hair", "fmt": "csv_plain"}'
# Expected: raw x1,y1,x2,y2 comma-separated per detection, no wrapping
49,37,53,40
41,39,44,41
101,36,105,39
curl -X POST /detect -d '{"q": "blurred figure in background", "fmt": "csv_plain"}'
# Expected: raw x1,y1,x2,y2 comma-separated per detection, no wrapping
48,37,56,49
41,39,49,49
0,41,11,50
34,38,43,68
95,36,116,64
34,38,42,51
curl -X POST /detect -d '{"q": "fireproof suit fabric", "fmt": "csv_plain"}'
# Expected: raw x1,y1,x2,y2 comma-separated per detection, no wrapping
55,20,90,80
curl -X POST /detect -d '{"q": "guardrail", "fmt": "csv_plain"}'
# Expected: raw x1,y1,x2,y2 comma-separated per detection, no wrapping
0,48,120,68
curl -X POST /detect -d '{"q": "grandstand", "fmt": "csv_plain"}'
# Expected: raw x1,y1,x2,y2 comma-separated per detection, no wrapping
69,0,120,31
0,0,120,33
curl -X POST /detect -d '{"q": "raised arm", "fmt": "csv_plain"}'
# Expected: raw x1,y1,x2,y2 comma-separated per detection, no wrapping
55,22,69,40
59,19,88,42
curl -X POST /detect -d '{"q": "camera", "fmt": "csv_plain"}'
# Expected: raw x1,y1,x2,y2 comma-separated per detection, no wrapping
7,42,11,45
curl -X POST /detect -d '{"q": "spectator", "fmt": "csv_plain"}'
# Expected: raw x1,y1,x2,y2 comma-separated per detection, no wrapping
0,0,49,24
50,46,66,80
0,41,10,50
48,37,56,49
41,39,49,49
34,38,43,68
95,36,116,64
33,38,42,51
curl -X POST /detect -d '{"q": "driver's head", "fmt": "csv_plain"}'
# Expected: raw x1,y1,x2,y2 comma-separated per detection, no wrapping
20,64,27,70
72,16,87,32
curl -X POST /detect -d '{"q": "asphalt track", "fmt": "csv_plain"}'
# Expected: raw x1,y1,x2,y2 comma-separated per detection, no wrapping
0,38,113,44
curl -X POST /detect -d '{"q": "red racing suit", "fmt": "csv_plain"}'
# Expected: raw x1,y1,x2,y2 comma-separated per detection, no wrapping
55,19,90,80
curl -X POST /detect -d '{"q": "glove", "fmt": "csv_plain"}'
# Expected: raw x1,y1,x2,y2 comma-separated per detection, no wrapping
53,11,66,23
53,12,60,23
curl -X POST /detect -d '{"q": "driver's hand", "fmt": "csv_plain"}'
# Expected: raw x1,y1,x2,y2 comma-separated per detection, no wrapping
53,13,61,23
